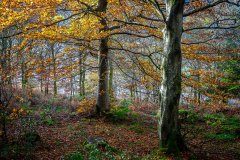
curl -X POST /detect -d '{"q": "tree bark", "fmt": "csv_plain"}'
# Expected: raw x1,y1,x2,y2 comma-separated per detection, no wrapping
96,37,110,114
51,43,57,96
158,0,187,153
108,59,114,99
79,52,86,97
96,0,110,115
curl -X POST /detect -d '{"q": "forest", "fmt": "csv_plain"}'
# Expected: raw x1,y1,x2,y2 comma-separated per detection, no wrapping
0,0,240,159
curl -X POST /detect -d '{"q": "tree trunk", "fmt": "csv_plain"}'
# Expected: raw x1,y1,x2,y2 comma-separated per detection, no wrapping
21,59,27,90
108,59,114,99
158,0,187,153
7,38,12,86
40,54,44,93
50,43,57,96
79,52,86,97
45,59,50,95
96,0,110,115
96,37,110,114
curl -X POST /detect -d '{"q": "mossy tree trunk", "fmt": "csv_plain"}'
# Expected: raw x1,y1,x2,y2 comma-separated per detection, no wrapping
158,0,187,154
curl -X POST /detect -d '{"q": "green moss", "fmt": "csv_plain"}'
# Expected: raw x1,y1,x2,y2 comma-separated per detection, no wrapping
64,152,84,160
129,124,144,134
179,109,200,123
206,133,236,140
142,149,168,160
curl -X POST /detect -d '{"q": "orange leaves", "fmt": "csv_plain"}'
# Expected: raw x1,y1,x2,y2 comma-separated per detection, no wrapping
182,44,235,63
0,0,62,32
76,99,95,113
182,68,236,111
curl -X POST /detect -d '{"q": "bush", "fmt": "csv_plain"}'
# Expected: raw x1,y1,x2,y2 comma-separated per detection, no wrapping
203,113,226,122
85,143,102,160
76,99,95,114
63,152,84,160
43,117,57,126
108,106,130,122
39,108,57,126
179,109,200,123
84,141,125,160
118,99,132,108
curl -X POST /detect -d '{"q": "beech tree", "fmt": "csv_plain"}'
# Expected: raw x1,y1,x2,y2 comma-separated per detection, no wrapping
96,0,110,114
146,0,240,152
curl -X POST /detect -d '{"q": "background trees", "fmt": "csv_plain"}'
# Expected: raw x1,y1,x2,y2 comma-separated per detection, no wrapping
0,0,239,156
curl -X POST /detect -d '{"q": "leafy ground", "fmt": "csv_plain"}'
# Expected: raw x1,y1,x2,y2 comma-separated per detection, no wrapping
1,98,240,160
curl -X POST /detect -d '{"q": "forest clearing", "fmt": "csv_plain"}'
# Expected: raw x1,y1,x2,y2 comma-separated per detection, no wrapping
0,0,239,159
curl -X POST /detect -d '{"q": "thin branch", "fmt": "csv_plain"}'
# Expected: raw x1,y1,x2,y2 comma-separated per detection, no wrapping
183,0,227,17
184,25,240,32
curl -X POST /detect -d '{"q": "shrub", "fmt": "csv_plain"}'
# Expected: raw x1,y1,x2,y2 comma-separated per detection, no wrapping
203,113,226,122
85,143,102,160
109,106,130,121
84,141,124,160
39,108,57,126
76,99,95,114
63,152,84,160
179,109,200,123
119,99,132,108
43,117,56,126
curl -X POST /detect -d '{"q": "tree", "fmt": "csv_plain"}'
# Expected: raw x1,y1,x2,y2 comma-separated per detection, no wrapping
157,0,186,153
96,0,110,115
147,0,240,153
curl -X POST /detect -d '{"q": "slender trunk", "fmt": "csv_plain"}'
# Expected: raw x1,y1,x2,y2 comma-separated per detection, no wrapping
158,0,186,153
96,0,109,114
51,44,57,96
70,75,73,101
130,86,134,99
40,78,43,93
45,80,49,95
70,54,74,101
79,52,83,96
82,68,85,96
197,74,201,105
7,39,12,86
45,60,50,95
21,59,27,89
108,60,113,99
53,67,57,96
40,54,44,93
1,36,7,83
79,52,86,97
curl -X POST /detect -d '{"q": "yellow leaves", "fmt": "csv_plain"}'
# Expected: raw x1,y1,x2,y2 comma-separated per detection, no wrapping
9,107,25,120
68,14,104,40
18,108,24,113
12,108,17,113
77,99,95,113
53,15,64,21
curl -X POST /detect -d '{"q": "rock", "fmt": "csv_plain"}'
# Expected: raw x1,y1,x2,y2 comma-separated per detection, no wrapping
87,137,107,147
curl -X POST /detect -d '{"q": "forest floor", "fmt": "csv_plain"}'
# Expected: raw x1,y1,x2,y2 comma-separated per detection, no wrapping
1,97,240,160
